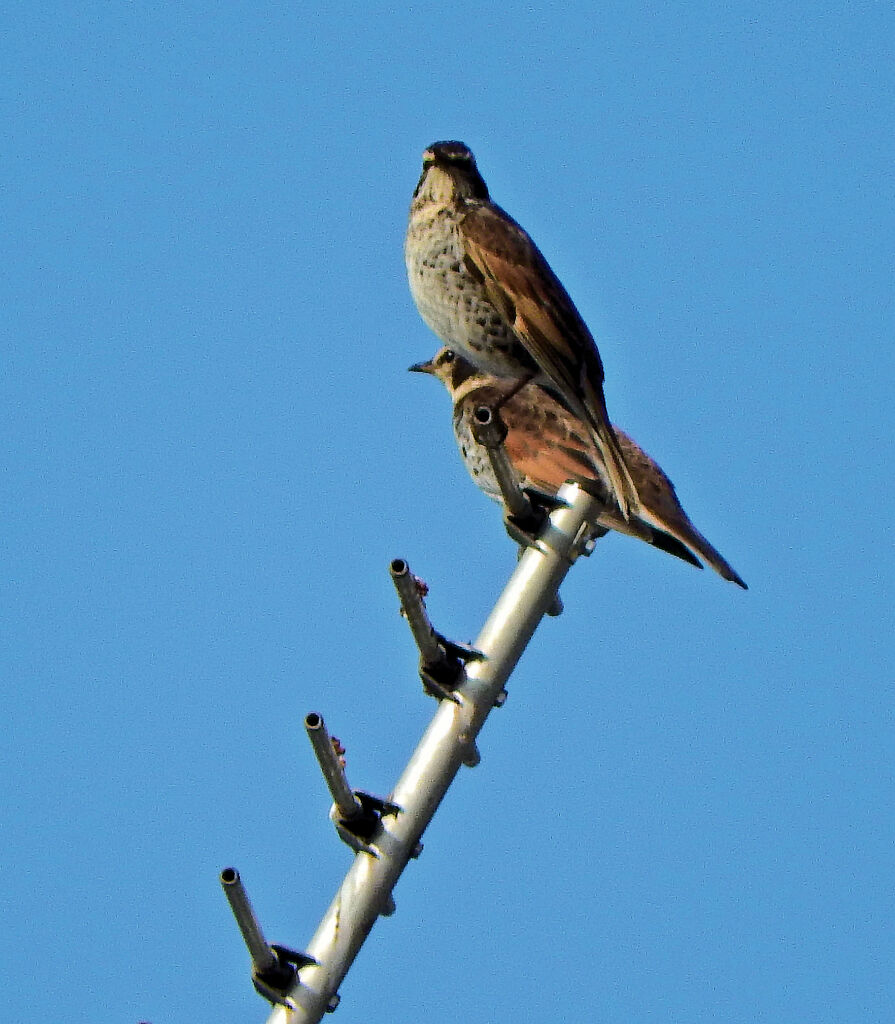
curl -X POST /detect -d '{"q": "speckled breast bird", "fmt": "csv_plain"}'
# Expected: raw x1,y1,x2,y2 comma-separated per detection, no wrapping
411,347,746,589
405,140,639,519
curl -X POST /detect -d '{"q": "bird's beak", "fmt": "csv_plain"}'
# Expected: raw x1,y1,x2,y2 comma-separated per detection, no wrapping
408,359,436,375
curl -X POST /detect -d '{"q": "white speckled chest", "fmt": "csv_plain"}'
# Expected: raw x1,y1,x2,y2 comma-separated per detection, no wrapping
404,207,528,379
450,405,503,503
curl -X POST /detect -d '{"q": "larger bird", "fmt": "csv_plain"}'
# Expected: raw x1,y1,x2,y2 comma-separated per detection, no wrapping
405,140,639,519
411,347,747,589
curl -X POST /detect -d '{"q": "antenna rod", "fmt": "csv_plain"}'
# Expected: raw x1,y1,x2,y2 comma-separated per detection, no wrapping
389,558,443,664
220,868,278,977
470,402,537,524
305,712,362,820
264,482,602,1024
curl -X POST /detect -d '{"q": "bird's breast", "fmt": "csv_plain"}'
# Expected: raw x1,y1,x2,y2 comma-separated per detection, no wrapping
405,206,528,378
451,406,502,503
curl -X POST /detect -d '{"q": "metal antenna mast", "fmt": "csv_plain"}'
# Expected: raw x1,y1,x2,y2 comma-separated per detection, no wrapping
222,451,604,1020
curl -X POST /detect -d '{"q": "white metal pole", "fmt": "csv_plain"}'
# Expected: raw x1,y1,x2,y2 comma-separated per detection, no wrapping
265,482,602,1023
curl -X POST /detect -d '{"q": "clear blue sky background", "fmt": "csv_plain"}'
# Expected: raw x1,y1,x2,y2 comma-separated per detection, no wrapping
3,3,892,1022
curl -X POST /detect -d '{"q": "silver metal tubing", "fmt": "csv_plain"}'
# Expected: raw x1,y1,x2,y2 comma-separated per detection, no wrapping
220,868,278,976
389,558,443,664
305,713,362,820
265,482,602,1024
470,403,537,523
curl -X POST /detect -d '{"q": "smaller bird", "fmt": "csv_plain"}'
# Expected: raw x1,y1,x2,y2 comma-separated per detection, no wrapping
411,347,746,589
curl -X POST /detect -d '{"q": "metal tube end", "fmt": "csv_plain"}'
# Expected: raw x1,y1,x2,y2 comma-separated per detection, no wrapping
470,403,539,525
220,867,277,974
305,713,362,820
390,558,443,665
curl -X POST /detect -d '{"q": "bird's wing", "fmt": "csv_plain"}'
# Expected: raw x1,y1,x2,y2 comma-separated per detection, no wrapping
459,202,603,397
459,202,638,517
496,387,604,494
501,391,706,569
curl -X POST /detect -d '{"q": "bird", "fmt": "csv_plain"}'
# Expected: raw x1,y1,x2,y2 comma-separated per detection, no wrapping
405,140,639,519
411,347,747,589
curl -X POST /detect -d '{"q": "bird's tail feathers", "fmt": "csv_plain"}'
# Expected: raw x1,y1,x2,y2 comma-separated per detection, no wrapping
580,384,639,519
639,510,747,589
684,529,748,589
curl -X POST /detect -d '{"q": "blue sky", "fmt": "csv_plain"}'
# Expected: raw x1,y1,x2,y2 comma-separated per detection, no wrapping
3,3,893,1022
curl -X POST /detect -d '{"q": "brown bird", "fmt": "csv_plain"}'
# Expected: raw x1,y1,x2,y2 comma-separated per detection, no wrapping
411,347,747,589
405,140,639,519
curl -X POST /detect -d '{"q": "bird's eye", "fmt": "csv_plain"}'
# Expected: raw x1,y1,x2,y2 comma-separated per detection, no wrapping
442,350,455,363
425,142,474,166
445,148,473,166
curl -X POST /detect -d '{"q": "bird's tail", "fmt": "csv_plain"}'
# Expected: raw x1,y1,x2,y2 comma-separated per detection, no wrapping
611,425,747,588
666,521,748,589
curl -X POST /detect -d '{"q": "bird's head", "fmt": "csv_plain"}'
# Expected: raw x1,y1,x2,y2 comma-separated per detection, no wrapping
408,347,478,394
413,141,489,202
